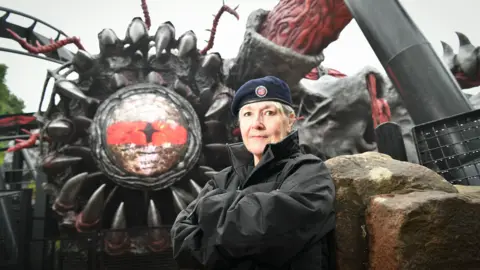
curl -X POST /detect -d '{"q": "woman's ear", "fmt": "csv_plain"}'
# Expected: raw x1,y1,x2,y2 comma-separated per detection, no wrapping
287,113,296,131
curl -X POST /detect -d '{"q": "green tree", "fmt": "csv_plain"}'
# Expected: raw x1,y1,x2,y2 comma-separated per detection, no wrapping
0,64,26,164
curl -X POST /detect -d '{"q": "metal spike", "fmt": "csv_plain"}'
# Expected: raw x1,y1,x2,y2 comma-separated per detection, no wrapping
147,71,166,85
148,200,162,227
126,17,148,44
147,200,168,252
204,171,218,178
53,172,89,213
46,118,73,140
54,80,89,103
42,154,82,172
154,22,175,55
188,179,202,197
77,184,106,228
441,41,456,70
109,202,126,241
98,28,120,52
61,146,92,160
199,165,214,172
111,73,129,89
171,188,187,214
205,95,231,118
177,31,197,58
456,32,478,77
72,50,94,72
205,143,228,153
72,116,92,133
171,187,194,205
456,32,472,46
201,53,222,70
104,202,130,255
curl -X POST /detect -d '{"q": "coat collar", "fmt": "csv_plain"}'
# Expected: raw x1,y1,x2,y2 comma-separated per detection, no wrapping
226,131,301,175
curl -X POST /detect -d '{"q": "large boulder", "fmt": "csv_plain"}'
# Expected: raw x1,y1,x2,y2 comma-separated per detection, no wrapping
367,191,480,270
324,152,458,270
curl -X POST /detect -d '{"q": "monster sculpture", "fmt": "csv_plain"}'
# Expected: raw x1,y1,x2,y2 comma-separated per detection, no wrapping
3,0,480,256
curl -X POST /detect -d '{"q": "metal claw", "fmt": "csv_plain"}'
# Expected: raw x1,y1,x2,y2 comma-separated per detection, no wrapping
76,184,105,231
53,172,89,213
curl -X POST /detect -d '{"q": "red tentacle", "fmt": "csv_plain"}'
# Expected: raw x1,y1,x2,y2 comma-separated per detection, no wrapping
140,0,151,30
200,4,240,55
6,28,85,54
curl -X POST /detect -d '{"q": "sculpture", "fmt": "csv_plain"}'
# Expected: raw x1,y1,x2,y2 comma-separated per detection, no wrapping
2,0,480,255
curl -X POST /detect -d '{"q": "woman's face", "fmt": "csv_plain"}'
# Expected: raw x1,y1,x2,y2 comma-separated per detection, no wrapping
238,101,293,158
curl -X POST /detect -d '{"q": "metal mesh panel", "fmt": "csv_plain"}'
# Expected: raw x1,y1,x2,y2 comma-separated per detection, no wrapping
412,109,480,185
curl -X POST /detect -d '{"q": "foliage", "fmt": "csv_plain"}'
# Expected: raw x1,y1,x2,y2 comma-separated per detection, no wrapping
0,63,26,164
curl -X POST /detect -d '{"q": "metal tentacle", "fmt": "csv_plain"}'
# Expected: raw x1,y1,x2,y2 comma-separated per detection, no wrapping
0,6,75,63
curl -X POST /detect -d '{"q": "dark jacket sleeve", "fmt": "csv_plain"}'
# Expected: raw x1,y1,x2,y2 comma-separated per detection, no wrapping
195,156,335,265
170,173,237,269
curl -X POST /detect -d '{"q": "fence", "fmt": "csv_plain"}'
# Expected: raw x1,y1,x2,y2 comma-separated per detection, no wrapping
0,189,33,270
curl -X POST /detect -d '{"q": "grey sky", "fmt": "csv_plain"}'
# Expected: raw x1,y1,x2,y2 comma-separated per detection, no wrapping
1,0,479,112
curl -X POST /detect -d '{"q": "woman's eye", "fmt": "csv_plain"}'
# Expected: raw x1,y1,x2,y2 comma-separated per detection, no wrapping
243,112,251,117
265,110,274,115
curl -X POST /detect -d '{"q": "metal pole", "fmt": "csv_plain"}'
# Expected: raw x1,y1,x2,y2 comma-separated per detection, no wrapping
343,0,472,125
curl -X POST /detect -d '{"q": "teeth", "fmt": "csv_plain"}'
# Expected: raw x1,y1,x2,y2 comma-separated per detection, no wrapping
105,202,130,255
53,172,89,213
147,200,162,227
111,73,129,89
125,17,149,44
188,179,202,197
154,21,175,55
72,50,94,72
147,200,169,252
147,71,166,85
201,53,222,70
75,184,105,232
98,28,120,52
177,31,197,58
205,94,231,118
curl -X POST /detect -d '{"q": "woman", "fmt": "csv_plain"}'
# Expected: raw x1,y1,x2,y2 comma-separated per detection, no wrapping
171,76,336,270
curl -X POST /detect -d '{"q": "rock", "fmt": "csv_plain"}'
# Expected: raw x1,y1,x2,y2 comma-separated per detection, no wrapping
324,152,458,270
455,184,480,194
367,191,480,270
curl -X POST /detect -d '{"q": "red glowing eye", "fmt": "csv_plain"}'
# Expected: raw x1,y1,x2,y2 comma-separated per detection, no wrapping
106,121,188,146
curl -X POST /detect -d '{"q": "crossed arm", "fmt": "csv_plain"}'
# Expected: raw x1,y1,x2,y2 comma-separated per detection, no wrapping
170,158,335,269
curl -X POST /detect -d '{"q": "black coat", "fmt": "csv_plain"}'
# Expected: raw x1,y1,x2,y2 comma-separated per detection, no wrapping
171,131,336,270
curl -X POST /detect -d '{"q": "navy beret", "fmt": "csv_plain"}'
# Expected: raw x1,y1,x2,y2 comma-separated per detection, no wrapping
231,76,293,117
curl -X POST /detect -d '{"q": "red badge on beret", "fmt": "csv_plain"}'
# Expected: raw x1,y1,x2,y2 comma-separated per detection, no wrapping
255,86,268,97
